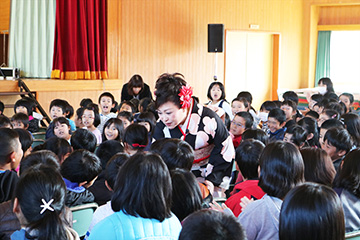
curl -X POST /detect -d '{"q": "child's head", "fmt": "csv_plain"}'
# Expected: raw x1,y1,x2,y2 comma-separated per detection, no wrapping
297,117,320,148
98,92,115,115
61,149,102,186
325,101,344,116
70,129,97,152
36,137,72,164
82,105,100,128
279,183,344,240
138,97,153,113
236,139,265,180
117,111,133,129
75,107,85,128
19,150,60,176
14,129,33,159
259,101,277,123
304,110,319,120
284,125,307,149
259,141,304,199
102,118,124,142
136,112,156,134
179,209,246,240
0,128,23,170
105,153,130,191
49,99,67,120
118,101,136,114
318,77,334,93
80,98,93,108
64,101,74,119
207,82,225,102
13,166,68,240
129,98,140,113
300,147,336,186
170,168,202,221
339,92,354,113
237,91,253,106
280,100,297,121
323,127,352,161
341,113,360,147
11,113,29,129
242,129,269,146
267,108,286,133
282,91,299,105
95,140,124,170
231,97,249,116
309,93,324,111
230,111,253,137
53,117,71,141
150,138,194,171
14,98,34,116
123,123,148,154
0,115,12,128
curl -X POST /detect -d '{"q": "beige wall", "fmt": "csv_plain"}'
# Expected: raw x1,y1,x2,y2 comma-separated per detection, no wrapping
0,0,10,32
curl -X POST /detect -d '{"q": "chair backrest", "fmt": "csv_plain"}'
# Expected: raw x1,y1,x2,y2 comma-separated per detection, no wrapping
32,132,46,140
31,139,44,148
70,202,98,238
346,230,360,240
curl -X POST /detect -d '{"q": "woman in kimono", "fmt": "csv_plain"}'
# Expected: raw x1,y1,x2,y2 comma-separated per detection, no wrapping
153,73,235,196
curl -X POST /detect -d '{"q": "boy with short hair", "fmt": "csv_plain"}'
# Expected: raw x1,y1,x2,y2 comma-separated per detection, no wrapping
117,111,133,129
280,100,297,128
322,127,352,172
10,113,29,130
97,92,117,133
60,149,102,207
70,129,97,152
46,99,75,139
267,108,287,142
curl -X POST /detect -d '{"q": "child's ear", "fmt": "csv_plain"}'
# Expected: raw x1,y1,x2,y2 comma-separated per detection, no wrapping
24,124,29,130
112,103,115,108
337,150,346,158
306,133,314,141
9,151,16,164
13,198,20,214
280,121,286,128
105,180,113,191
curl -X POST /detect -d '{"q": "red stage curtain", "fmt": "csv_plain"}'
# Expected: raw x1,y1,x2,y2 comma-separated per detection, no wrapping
51,0,108,80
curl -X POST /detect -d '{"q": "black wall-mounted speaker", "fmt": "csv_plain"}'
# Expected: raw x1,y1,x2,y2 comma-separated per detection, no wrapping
208,24,224,53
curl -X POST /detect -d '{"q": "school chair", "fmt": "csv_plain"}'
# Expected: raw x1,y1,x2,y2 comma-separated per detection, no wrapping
70,203,98,238
32,132,46,140
31,139,44,149
346,230,360,240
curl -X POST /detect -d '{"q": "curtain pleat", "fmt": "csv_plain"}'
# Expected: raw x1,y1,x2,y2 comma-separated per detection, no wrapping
315,31,331,86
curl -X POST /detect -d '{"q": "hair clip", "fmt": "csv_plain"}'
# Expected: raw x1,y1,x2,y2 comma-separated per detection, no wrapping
132,143,147,148
40,198,54,214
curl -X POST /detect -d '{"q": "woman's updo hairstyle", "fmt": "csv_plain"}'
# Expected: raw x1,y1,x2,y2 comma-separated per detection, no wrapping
155,73,187,109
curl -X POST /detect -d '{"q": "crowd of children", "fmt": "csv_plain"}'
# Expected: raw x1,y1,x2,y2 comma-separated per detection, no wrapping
0,75,359,239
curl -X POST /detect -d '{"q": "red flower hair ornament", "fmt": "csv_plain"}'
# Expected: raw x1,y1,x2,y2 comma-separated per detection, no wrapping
179,84,193,109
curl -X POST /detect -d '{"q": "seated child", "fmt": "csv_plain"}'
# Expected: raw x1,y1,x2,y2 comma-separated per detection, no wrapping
123,123,148,155
13,129,33,159
136,112,156,150
319,119,344,148
75,107,85,129
341,113,360,148
231,97,250,117
179,209,246,240
237,91,259,127
297,117,321,148
318,109,340,127
71,129,97,152
60,150,102,207
280,100,297,128
339,92,354,114
97,92,117,133
53,117,71,142
225,139,265,217
46,99,70,139
101,118,124,142
10,113,29,131
308,93,324,111
33,137,73,164
80,98,93,108
0,128,23,203
206,82,233,120
242,129,269,146
0,115,12,128
117,111,133,129
258,101,277,131
283,125,307,149
230,111,253,149
14,98,39,133
267,108,287,142
82,104,102,145
118,100,136,114
64,101,76,131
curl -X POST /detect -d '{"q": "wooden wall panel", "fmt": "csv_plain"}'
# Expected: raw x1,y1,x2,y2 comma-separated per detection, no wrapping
111,0,304,103
0,0,10,32
319,5,360,25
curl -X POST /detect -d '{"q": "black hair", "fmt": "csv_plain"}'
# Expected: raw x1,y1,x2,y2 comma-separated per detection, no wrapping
0,100,4,113
123,123,148,151
102,118,124,142
105,153,130,190
285,125,307,148
95,140,124,170
136,111,156,134
237,91,253,105
272,100,282,108
118,101,137,114
311,93,324,103
70,129,97,152
242,129,269,146
14,98,34,116
300,147,336,187
80,98,93,108
224,112,231,130
49,99,68,115
282,91,299,105
232,97,249,111
260,101,277,112
297,117,320,148
64,101,74,119
0,128,20,165
138,98,153,113
340,92,354,104
127,74,144,96
145,102,159,120
111,152,172,221
14,129,33,154
154,73,187,109
129,98,140,113
179,209,246,240
321,118,344,130
98,92,115,104
318,77,334,93
0,115,12,128
304,110,319,119
279,183,344,240
268,108,286,124
117,111,134,122
324,127,352,154
61,149,102,183
281,100,297,112
34,137,72,165
19,150,60,176
170,168,202,221
324,102,343,116
236,139,265,180
75,107,85,121
83,105,101,127
14,166,68,240
258,141,304,199
52,117,71,136
234,111,253,129
11,113,29,128
341,113,360,147
324,92,339,101
150,138,194,170
207,82,226,101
